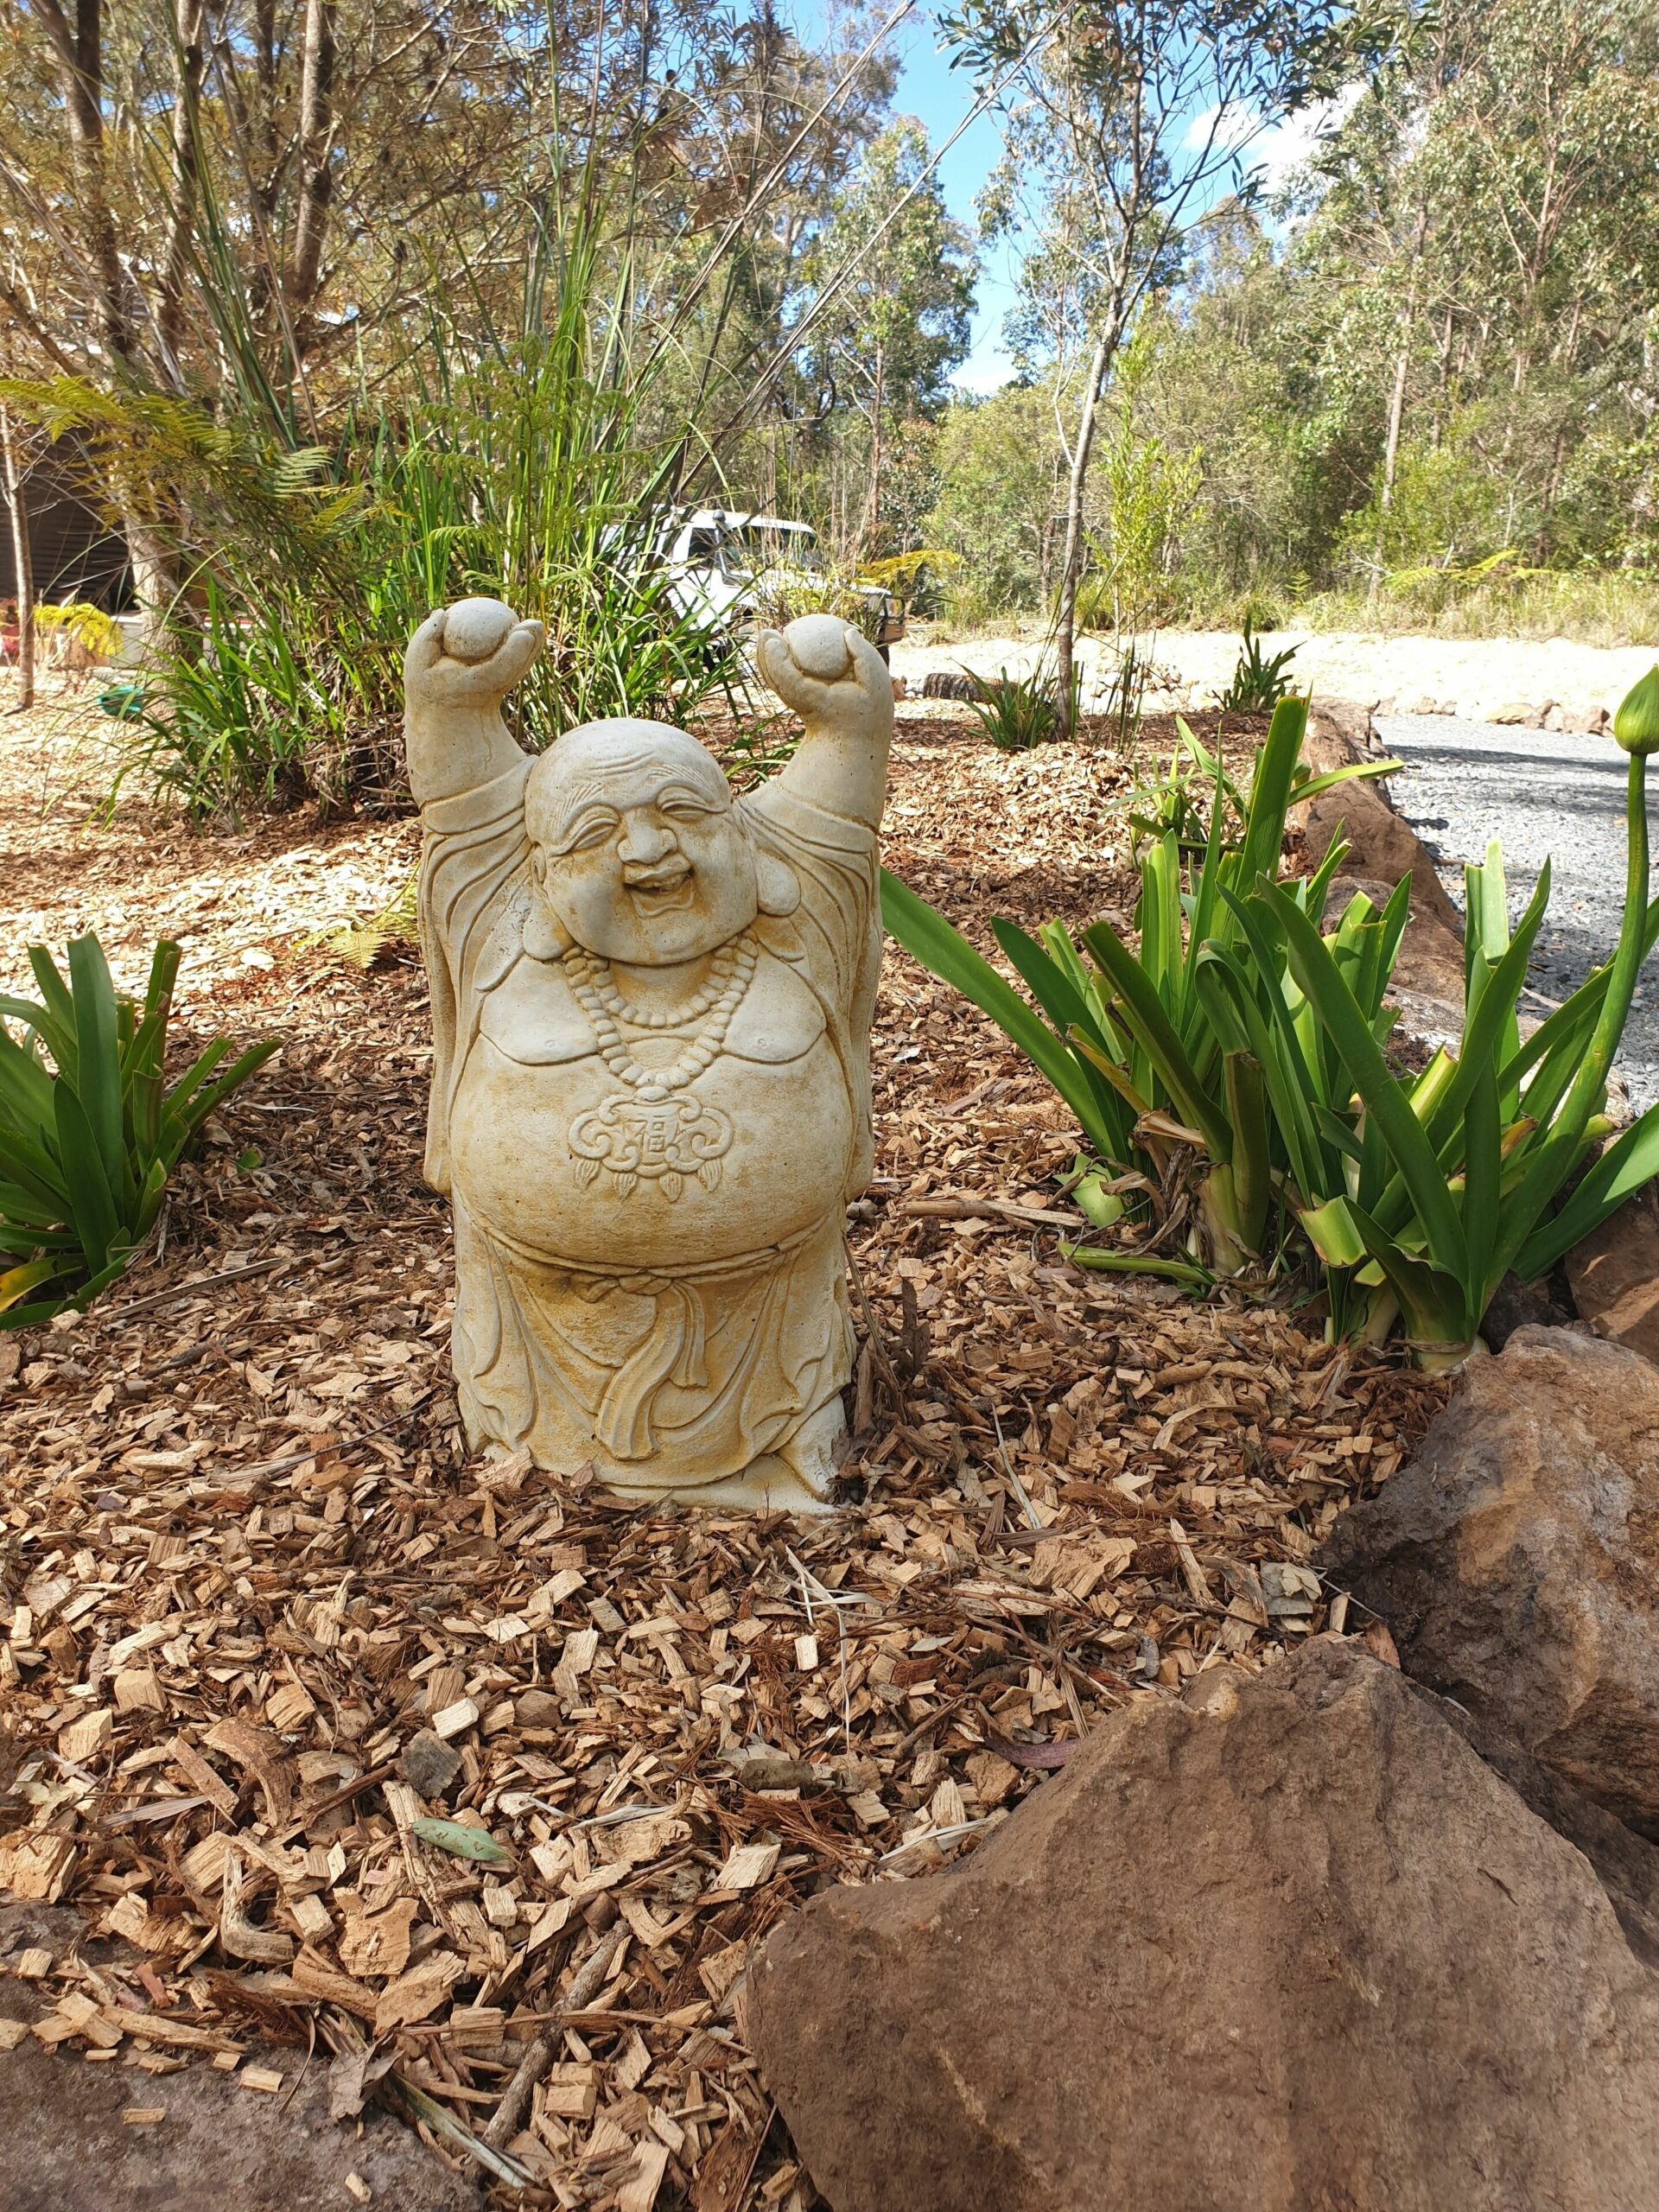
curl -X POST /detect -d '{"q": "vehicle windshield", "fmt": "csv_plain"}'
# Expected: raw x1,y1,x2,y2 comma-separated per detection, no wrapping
718,524,820,579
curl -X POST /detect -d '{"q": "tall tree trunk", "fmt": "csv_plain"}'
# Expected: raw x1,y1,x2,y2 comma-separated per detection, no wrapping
158,0,209,373
287,0,337,329
1433,308,1454,450
252,0,279,201
859,346,886,558
1630,326,1658,569
120,515,181,632
1,400,35,712
1372,205,1429,600
35,0,177,632
1054,326,1116,740
1540,422,1572,552
35,0,130,362
1372,338,1410,589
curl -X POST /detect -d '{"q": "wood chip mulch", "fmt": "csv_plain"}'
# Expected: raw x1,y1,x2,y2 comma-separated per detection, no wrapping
1,683,1446,2209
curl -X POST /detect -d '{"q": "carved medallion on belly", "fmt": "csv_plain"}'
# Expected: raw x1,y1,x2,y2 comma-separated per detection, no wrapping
569,1091,734,1199
561,931,757,1200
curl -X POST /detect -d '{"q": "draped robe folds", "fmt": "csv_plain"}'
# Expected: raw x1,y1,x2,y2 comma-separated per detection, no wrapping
418,755,880,1497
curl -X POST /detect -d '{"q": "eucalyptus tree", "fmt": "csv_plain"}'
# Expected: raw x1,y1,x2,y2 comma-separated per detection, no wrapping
0,0,931,629
638,3,905,510
945,0,1401,727
800,118,976,551
1280,0,1659,576
0,0,568,606
1409,0,1659,550
926,380,1061,609
0,0,547,398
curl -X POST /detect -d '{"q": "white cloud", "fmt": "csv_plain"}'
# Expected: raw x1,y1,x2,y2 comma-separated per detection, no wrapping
1185,101,1262,162
1187,86,1363,196
1251,86,1363,192
950,355,1019,395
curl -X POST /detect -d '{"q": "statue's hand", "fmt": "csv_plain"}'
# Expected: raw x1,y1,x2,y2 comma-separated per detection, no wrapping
757,614,893,747
404,598,546,718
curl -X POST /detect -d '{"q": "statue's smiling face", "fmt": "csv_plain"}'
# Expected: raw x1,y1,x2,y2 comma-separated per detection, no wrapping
525,721,759,966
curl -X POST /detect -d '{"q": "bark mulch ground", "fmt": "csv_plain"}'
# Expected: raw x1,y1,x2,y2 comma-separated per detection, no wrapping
0,683,1446,2209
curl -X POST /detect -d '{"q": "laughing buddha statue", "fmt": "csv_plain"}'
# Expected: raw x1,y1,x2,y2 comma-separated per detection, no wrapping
404,598,890,1511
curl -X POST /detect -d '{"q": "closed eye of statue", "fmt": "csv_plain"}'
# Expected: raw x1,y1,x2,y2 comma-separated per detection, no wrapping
563,810,620,852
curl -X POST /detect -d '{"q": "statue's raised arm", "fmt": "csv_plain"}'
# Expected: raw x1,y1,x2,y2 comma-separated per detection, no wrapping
755,613,893,830
404,597,546,804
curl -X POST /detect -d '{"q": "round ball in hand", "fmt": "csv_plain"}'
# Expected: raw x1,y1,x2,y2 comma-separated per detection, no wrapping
442,597,518,665
785,614,855,682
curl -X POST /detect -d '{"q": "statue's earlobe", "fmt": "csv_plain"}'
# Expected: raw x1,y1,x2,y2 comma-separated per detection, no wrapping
756,850,801,917
523,890,575,961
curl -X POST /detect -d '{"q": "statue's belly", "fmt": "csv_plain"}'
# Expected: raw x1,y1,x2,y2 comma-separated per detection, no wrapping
451,1035,854,1270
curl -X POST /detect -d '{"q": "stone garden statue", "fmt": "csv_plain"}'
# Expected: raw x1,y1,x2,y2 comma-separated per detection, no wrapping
404,598,890,1510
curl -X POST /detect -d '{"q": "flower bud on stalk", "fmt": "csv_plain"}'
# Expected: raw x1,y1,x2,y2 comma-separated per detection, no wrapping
1562,669,1659,1125
1614,666,1659,758
1498,668,1659,1282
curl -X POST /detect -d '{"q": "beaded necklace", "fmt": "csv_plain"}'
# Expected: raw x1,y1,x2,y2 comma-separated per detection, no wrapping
562,932,758,1103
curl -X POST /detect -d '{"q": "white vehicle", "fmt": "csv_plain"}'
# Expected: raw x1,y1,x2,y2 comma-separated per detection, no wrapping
647,507,904,659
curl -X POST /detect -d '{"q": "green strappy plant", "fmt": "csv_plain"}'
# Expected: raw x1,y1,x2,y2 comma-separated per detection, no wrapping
883,668,1659,1365
882,699,1401,1278
1267,664,1659,1364
0,937,278,1326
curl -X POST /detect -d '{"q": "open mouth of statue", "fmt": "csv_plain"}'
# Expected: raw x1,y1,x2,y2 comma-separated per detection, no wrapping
624,860,696,913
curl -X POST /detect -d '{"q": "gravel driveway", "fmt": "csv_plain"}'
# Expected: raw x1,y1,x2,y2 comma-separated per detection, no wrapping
893,628,1657,725
1376,714,1659,1109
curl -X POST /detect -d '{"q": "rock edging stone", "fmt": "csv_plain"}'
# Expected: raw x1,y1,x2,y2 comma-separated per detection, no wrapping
750,1637,1659,2212
1294,704,1467,1033
1323,1324,1659,1838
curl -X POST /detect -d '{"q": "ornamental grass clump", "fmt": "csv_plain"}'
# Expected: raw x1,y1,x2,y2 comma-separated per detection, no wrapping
0,938,277,1325
964,661,1077,752
1218,618,1301,713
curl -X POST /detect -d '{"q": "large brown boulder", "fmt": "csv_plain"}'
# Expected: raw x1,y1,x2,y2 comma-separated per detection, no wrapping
749,1641,1659,2212
1567,1190,1659,1366
1294,714,1466,1022
1324,1325,1659,1835
1453,1710,1659,1969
